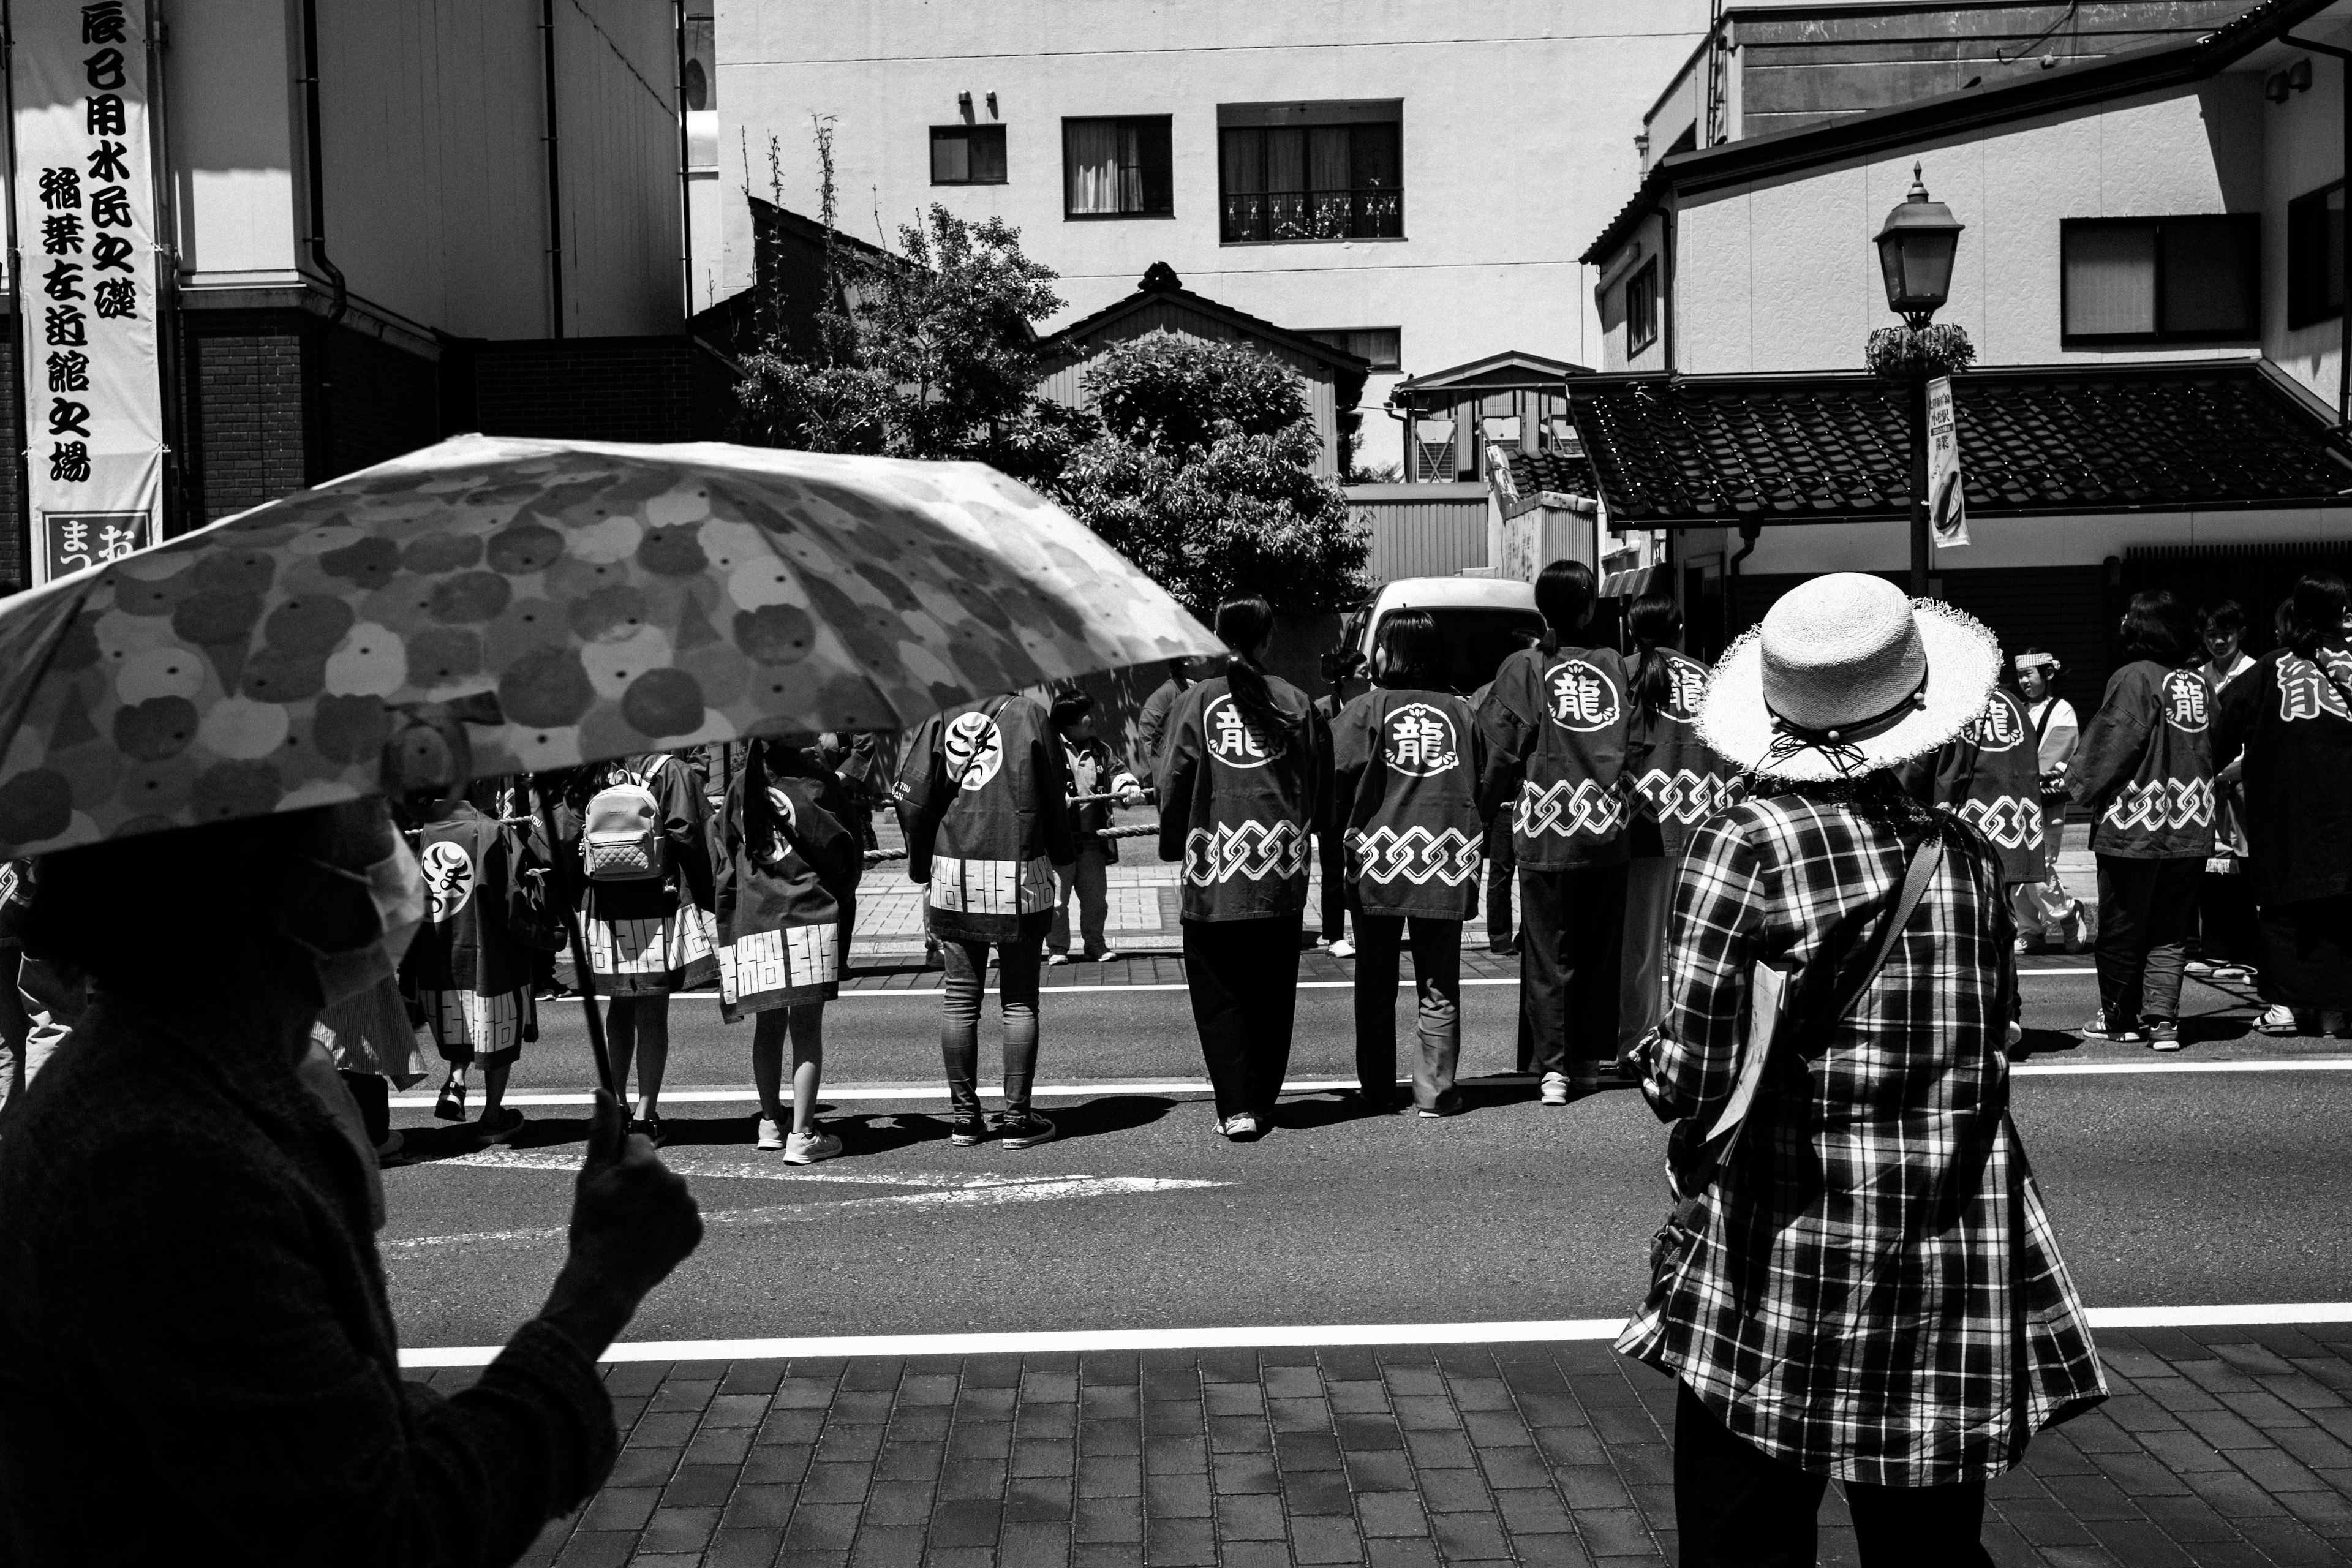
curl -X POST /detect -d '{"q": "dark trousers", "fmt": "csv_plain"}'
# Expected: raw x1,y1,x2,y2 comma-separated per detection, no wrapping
940,922,1045,1116
2196,863,2260,968
1675,1382,1992,1568
1319,846,1350,944
1483,807,1516,949
2095,855,2199,1027
1518,862,1629,1077
1184,913,1303,1120
1352,914,1462,1113
336,1071,391,1148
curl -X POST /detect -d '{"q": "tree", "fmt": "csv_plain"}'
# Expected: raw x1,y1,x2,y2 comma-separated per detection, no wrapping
1060,332,1368,616
733,170,1088,491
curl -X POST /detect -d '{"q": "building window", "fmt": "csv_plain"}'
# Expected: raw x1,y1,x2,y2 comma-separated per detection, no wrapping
1300,327,1401,371
1625,262,1659,357
2060,215,2259,343
931,125,1006,186
2288,181,2345,330
1217,102,1401,243
1063,116,1171,218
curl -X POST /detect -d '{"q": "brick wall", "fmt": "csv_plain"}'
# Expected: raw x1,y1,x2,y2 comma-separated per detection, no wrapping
323,325,439,483
472,336,699,443
183,312,309,528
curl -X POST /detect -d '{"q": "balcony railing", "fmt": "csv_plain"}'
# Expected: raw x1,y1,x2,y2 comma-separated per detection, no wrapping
1220,187,1404,244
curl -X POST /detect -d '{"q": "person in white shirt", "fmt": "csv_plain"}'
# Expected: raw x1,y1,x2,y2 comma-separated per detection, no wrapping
2193,601,2261,980
2016,649,2090,952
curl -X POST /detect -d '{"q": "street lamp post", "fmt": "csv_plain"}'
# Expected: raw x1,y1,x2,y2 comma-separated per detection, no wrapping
1872,165,1965,596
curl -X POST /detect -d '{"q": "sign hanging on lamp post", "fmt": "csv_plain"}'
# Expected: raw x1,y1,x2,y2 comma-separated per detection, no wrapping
1926,374,1968,550
9,0,165,586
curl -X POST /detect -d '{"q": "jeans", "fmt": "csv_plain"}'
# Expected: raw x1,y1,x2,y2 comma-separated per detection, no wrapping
1048,850,1110,958
1483,807,1516,948
1352,914,1461,1113
1184,913,1303,1121
1618,856,1673,1050
2095,855,2199,1027
1674,1382,1992,1568
1518,862,1629,1077
940,920,1046,1117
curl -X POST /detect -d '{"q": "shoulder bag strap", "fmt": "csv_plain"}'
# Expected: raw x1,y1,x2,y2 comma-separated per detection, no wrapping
1670,826,1946,1223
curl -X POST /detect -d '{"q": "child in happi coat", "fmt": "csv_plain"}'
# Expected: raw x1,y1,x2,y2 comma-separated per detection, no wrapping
403,794,565,1141
715,739,862,1163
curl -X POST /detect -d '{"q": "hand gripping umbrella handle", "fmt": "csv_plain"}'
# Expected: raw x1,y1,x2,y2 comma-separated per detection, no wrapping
540,790,619,1097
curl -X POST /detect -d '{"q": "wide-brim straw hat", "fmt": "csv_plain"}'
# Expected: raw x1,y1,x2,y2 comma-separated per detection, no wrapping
1699,571,2000,783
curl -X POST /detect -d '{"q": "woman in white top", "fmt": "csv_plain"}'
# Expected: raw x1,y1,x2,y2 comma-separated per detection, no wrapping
2016,649,2089,952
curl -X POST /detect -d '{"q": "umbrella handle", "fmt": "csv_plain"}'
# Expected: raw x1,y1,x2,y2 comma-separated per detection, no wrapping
540,791,618,1098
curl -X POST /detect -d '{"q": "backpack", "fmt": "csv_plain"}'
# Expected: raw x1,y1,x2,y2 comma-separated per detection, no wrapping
582,775,666,881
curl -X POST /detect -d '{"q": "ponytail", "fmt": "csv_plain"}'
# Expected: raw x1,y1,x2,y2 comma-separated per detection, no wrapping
1626,586,1683,722
1213,595,1294,758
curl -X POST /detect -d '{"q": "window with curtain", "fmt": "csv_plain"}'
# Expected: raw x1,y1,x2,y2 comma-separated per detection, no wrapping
1626,262,1659,356
2060,216,2258,342
1218,110,1402,243
1062,116,1172,218
1299,327,1401,371
2288,182,2345,330
930,125,1006,186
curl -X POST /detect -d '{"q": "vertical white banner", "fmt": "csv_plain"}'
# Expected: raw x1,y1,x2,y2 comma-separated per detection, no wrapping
1926,374,1968,551
10,0,163,585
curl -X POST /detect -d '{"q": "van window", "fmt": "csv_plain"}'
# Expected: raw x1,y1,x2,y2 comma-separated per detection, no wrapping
1367,606,1547,695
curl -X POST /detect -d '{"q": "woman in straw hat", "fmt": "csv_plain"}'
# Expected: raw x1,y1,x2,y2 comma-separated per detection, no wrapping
1617,573,2105,1567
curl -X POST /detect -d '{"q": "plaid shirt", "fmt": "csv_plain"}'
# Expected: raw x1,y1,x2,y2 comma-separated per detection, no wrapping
1617,783,2107,1485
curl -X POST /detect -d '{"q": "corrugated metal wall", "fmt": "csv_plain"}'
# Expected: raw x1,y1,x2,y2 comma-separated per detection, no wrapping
1039,303,1341,475
1346,484,1490,584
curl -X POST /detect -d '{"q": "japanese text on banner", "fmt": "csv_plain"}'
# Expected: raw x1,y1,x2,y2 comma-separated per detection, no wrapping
10,0,163,584
1926,374,1969,551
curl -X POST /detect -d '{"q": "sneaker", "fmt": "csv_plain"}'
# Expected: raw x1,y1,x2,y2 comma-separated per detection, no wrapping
756,1116,787,1152
2256,1004,2303,1036
1488,938,1519,956
783,1126,844,1164
995,1109,1058,1149
1329,938,1355,959
2015,934,2044,956
1046,952,1071,967
2184,959,2215,977
2211,963,2254,982
1093,949,1119,963
2079,1015,2144,1044
2005,1020,2026,1052
1540,1071,1570,1106
1217,1112,1262,1140
630,1114,666,1148
949,1110,989,1146
475,1107,526,1144
433,1071,468,1123
2147,1019,2183,1052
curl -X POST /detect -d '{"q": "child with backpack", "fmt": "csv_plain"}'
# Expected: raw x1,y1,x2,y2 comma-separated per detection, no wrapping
714,739,862,1163
575,750,718,1144
402,789,566,1140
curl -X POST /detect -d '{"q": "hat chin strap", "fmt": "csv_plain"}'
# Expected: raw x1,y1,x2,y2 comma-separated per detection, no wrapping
1761,669,1931,777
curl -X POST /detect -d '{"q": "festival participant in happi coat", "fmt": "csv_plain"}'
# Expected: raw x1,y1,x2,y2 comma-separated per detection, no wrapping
1047,690,1142,965
1618,588,1741,1051
2194,601,2261,980
1136,657,1206,791
570,750,720,1144
1159,596,1333,1141
714,739,862,1163
404,793,567,1137
895,690,1074,1149
2239,573,2352,1039
1619,573,2103,1566
1477,560,1639,1104
1332,610,1486,1117
2068,592,2217,1049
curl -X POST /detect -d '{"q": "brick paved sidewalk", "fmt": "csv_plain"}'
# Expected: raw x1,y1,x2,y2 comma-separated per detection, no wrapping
459,1321,2352,1567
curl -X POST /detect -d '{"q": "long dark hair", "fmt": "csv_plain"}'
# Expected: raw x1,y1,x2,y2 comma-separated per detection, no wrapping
1372,608,1442,690
2281,571,2350,658
1626,587,1683,720
1214,595,1292,756
2119,590,2196,667
1534,559,1596,642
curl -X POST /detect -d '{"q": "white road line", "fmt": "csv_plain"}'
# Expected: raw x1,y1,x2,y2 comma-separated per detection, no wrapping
393,1057,2352,1108
385,1174,1227,1254
439,1147,1054,1189
396,1301,2352,1368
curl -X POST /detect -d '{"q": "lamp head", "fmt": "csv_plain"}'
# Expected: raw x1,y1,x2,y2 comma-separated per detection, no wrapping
1874,163,1964,326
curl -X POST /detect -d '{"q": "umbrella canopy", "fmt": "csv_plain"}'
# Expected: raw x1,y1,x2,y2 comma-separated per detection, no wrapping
0,435,1219,858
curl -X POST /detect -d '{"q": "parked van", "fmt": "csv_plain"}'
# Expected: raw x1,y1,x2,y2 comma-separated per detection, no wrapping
1342,576,1548,696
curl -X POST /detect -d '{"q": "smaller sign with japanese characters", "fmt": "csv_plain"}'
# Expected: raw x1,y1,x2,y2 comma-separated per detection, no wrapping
1927,374,1968,550
11,0,164,584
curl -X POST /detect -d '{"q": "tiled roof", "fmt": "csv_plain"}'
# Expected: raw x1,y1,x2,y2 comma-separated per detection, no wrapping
1570,362,2352,527
1503,448,1599,502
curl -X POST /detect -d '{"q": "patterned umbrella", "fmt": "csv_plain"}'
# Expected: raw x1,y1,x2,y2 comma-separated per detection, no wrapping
0,435,1219,858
